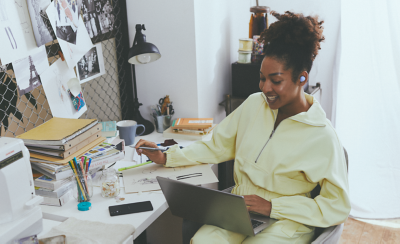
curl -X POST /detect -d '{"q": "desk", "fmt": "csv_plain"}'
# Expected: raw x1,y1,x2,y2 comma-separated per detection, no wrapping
40,131,212,242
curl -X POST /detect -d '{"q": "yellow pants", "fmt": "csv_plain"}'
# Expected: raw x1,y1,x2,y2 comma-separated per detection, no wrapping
191,220,315,244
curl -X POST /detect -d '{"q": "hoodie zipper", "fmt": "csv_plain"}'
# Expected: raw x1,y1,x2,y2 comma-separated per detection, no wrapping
255,110,280,163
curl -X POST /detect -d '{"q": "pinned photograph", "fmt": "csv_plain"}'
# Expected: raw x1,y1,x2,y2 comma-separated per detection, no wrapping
0,0,38,64
40,59,87,119
53,0,82,45
76,43,105,83
46,4,93,69
12,45,49,96
82,0,116,43
26,0,56,47
56,25,77,44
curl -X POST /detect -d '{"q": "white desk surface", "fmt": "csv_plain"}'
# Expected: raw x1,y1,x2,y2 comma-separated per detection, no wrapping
40,131,211,239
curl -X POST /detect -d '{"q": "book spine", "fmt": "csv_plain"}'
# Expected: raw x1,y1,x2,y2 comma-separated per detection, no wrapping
41,189,73,206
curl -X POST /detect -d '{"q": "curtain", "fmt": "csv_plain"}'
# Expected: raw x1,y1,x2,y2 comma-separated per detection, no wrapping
334,0,400,218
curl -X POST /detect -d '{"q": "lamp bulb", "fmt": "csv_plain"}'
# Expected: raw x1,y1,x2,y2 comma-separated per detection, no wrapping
137,54,151,64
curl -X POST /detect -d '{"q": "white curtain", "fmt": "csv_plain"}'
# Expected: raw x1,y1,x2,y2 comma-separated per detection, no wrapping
334,0,400,218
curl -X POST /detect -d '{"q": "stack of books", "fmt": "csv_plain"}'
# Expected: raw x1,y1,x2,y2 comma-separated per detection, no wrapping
17,117,125,180
33,174,74,206
163,118,217,140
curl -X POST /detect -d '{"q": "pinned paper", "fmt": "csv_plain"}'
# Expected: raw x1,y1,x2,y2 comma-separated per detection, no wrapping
12,45,49,96
76,43,105,83
40,59,87,118
0,0,39,64
67,77,85,111
46,3,93,68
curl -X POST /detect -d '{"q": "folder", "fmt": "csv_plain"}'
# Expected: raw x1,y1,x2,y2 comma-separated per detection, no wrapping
27,132,102,159
25,124,102,151
30,136,106,165
17,117,98,146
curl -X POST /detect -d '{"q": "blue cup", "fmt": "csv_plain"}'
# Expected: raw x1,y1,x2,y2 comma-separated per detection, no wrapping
116,120,145,146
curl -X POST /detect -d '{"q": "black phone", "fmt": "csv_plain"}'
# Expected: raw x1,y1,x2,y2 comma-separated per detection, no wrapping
109,201,154,216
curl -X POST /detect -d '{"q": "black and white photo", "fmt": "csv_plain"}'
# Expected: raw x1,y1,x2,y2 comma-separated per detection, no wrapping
76,43,105,83
26,0,55,47
82,0,116,43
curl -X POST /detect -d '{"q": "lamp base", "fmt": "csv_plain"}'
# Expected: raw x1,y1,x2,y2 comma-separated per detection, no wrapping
131,98,154,136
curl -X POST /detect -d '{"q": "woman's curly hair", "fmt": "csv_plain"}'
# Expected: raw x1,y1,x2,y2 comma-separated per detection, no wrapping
259,11,325,82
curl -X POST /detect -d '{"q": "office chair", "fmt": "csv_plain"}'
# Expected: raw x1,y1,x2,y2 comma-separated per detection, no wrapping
182,148,349,244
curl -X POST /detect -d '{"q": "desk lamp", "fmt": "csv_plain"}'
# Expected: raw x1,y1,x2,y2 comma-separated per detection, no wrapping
128,24,161,135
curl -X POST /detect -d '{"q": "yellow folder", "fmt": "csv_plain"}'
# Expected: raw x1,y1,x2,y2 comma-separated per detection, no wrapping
17,117,98,145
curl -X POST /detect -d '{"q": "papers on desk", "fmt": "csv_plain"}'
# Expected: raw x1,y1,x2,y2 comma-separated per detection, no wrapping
122,163,218,193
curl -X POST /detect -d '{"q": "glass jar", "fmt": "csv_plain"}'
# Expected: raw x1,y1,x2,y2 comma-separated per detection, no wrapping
71,173,93,202
100,168,120,198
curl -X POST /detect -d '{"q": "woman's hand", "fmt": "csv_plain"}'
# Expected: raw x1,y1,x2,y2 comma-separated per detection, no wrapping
243,195,272,216
134,139,167,165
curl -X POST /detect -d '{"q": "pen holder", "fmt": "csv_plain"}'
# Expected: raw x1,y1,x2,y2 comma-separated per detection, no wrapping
71,173,93,202
154,115,173,133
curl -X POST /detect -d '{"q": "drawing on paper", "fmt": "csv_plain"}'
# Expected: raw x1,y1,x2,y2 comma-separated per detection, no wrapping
26,0,55,46
0,0,17,50
12,45,49,96
40,59,87,118
142,167,181,175
14,0,31,34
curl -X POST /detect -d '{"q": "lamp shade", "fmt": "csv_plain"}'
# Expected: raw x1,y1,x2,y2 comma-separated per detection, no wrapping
128,24,161,64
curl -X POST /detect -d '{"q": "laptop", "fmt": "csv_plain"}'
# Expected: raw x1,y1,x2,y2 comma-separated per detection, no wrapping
156,176,277,236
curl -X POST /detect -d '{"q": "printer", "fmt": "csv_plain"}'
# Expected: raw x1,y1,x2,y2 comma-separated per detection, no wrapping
0,137,43,244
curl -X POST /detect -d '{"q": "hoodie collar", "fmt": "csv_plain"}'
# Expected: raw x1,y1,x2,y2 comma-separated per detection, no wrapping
261,93,326,127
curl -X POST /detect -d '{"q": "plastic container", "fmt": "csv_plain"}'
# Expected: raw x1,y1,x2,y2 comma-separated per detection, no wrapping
252,35,264,55
238,51,252,64
239,38,253,51
71,173,93,202
100,168,120,198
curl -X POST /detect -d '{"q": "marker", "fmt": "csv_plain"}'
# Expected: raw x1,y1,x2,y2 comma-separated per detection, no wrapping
118,161,152,171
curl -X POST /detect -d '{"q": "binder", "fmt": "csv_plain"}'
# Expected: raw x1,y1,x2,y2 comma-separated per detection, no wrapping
27,131,102,158
30,136,106,165
25,123,103,150
17,117,98,146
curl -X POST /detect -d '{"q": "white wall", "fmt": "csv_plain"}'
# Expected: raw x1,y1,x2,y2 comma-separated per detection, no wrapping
259,0,341,120
193,0,249,123
126,0,199,123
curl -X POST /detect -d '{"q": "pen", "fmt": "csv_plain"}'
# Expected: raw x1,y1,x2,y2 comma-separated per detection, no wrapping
118,160,153,171
138,147,167,151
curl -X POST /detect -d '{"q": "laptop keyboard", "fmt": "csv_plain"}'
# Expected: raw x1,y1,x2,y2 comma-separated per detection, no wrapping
251,219,265,229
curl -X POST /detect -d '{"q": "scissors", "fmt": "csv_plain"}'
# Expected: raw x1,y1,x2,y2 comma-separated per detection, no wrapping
158,97,175,115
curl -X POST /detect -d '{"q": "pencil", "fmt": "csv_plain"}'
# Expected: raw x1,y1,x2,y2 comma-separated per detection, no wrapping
70,158,86,201
73,157,87,201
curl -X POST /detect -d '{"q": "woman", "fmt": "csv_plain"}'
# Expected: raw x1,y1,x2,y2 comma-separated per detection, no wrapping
135,11,350,243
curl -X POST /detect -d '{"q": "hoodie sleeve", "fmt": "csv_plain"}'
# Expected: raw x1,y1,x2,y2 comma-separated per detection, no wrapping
164,101,246,168
270,138,351,227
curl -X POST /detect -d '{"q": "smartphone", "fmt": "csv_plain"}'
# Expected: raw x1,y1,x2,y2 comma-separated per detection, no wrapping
109,201,154,216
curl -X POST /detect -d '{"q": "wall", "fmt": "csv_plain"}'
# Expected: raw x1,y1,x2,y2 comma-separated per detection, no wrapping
126,0,199,122
194,0,249,123
259,0,341,120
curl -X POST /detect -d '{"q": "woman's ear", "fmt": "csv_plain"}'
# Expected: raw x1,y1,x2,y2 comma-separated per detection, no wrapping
298,71,309,87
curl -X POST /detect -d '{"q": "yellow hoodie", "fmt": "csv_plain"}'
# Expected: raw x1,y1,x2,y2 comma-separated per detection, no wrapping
165,92,350,234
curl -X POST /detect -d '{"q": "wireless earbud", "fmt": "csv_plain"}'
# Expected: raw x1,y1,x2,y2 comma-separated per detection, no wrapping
300,76,306,82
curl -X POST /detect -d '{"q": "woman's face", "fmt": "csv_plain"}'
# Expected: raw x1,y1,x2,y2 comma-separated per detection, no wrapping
259,56,304,111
